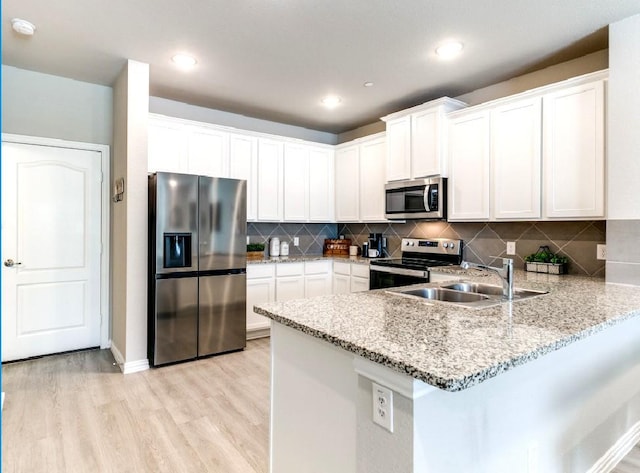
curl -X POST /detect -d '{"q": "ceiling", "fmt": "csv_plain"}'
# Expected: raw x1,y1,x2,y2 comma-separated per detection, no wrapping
3,1,640,134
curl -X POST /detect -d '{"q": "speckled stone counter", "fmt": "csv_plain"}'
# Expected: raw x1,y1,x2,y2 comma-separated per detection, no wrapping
254,271,640,391
247,254,372,265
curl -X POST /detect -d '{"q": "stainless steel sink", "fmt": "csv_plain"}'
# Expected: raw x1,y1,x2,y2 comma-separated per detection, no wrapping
398,287,490,303
442,282,548,300
388,282,548,309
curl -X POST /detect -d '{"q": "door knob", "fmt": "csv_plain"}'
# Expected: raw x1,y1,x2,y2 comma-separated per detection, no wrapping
4,259,22,267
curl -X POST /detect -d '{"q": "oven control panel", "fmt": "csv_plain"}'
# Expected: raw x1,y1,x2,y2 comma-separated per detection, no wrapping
401,238,463,256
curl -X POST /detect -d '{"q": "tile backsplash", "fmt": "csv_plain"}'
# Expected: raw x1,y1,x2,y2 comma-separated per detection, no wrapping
248,223,338,257
339,220,606,277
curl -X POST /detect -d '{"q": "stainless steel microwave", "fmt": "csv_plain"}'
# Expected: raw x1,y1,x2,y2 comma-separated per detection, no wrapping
384,177,447,220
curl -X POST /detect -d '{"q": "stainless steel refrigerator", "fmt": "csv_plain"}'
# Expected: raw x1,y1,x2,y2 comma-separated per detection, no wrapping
148,172,247,366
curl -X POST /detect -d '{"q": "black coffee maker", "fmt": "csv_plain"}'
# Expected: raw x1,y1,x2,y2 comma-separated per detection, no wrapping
368,233,384,258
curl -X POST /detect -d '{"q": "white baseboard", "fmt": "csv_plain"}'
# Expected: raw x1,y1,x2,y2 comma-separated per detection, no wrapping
247,327,271,340
587,420,640,473
110,343,149,375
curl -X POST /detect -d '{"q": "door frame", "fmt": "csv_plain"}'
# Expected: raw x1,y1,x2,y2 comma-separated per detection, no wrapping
2,133,111,350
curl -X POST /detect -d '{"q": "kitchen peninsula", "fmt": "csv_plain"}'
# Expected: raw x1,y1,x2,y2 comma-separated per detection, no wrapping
255,271,640,473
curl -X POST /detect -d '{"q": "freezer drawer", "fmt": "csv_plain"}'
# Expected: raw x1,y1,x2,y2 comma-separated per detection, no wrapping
153,277,198,365
199,273,247,356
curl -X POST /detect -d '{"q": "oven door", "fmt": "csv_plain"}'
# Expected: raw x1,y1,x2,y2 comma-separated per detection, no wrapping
369,266,429,290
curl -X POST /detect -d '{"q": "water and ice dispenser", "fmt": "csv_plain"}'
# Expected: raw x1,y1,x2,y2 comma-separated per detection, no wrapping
163,233,192,269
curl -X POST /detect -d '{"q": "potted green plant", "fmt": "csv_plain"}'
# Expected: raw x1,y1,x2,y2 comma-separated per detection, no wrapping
247,242,265,260
525,246,568,274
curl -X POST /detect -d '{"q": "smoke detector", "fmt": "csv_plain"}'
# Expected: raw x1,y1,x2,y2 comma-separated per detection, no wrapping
11,18,36,36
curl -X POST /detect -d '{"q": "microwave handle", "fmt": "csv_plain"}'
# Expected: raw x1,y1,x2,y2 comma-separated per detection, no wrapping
423,184,436,211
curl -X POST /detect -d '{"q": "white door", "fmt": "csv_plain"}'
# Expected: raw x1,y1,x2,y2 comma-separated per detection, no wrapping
2,142,103,361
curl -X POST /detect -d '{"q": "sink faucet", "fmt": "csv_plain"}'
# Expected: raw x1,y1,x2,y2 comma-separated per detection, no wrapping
460,258,514,300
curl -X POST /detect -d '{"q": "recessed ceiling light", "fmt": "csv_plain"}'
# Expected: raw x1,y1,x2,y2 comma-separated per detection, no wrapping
171,54,197,69
11,18,36,36
321,96,342,109
363,82,374,87
435,40,464,60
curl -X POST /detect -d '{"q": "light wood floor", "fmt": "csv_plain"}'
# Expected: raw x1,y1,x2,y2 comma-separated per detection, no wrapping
612,442,640,473
2,338,270,473
4,339,640,473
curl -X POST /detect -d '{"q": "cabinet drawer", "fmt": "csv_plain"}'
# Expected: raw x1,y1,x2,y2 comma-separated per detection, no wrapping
276,262,305,277
305,260,332,275
333,261,351,276
351,263,370,278
247,264,276,279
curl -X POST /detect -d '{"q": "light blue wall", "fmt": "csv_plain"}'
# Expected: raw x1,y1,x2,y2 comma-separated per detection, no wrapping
150,96,338,145
1,65,113,145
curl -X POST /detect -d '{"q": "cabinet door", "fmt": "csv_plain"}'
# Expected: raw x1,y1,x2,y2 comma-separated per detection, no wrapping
276,276,305,301
187,127,229,177
335,146,360,222
359,137,387,222
543,81,605,218
148,117,188,173
491,98,542,220
283,143,309,222
308,147,335,222
350,276,370,293
305,274,332,298
448,111,491,221
411,109,442,178
246,277,275,332
229,134,258,221
257,138,284,221
385,116,411,182
333,273,351,294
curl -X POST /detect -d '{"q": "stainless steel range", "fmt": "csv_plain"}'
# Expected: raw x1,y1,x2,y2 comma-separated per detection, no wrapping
369,238,463,290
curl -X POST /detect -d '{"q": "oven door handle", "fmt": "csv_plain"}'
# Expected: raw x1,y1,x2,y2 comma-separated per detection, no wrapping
370,266,429,278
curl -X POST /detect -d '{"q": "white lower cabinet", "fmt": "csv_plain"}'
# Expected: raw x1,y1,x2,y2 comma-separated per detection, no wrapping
350,263,370,293
246,264,276,335
304,261,333,298
275,262,305,301
332,261,370,293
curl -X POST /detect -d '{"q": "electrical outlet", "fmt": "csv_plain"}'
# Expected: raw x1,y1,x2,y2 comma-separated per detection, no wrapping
246,236,250,245
293,237,299,247
597,244,606,260
372,382,393,432
506,241,516,255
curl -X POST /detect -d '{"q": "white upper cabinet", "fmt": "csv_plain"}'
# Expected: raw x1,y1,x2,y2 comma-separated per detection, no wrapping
283,143,309,222
383,98,467,182
257,138,284,221
308,147,335,222
491,97,542,220
283,143,334,222
385,116,411,182
411,108,441,178
335,134,387,223
148,116,189,173
335,145,360,222
447,110,491,221
229,133,258,221
359,137,387,222
187,126,229,177
543,80,605,219
447,71,607,222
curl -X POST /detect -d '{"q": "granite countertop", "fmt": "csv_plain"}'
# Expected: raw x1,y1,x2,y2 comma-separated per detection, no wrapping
248,254,372,265
254,270,640,392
